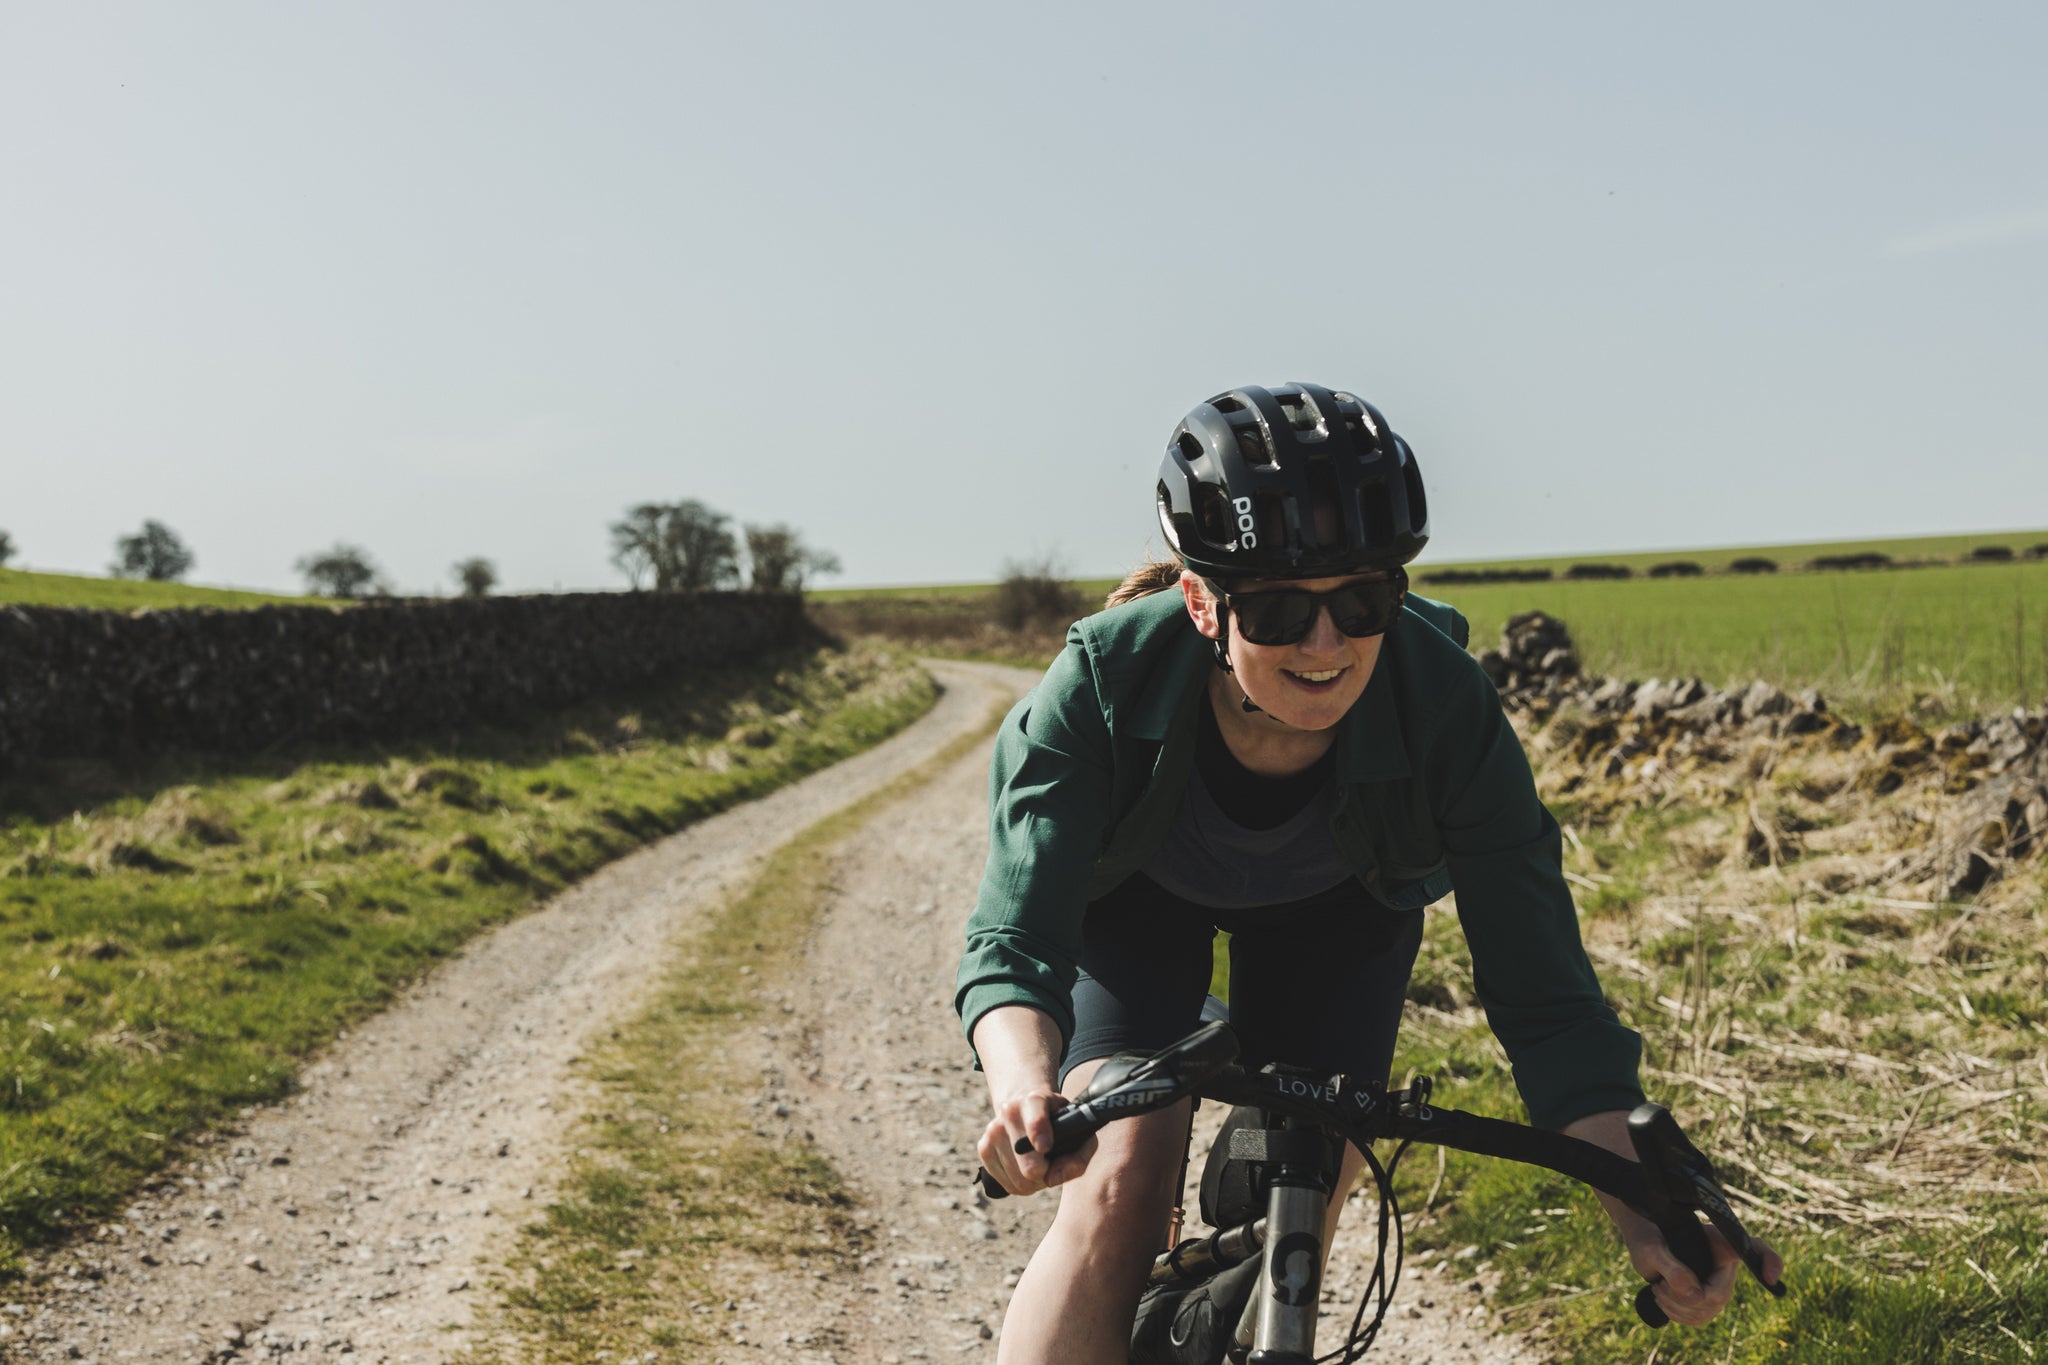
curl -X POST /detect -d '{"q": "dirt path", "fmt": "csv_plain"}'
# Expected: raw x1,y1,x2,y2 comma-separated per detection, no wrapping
7,658,1538,1364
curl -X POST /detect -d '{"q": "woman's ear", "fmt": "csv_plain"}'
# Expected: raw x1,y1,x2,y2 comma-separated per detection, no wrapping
1179,571,1223,641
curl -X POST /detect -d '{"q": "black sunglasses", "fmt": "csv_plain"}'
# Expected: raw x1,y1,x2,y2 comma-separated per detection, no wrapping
1209,570,1408,646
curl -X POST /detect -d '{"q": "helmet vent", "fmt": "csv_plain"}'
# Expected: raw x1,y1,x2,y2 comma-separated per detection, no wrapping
1211,395,1246,414
1401,451,1428,529
1176,431,1204,464
1361,482,1395,549
1196,487,1233,545
1234,424,1274,467
1275,392,1321,433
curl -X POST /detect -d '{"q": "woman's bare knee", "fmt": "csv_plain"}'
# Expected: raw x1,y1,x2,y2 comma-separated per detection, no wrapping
1040,1101,1189,1263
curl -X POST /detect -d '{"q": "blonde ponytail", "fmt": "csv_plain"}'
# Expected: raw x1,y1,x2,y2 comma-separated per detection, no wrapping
1105,556,1187,609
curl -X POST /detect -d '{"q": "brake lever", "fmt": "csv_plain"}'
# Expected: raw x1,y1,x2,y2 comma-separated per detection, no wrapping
1683,1166,1787,1301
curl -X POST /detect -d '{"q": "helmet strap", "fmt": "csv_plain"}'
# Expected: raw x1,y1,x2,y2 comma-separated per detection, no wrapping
1208,604,1236,674
1207,608,1266,714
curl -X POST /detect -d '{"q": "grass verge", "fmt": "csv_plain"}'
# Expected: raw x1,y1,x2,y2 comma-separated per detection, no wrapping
457,698,1009,1363
0,641,936,1272
0,567,310,609
1386,796,2048,1364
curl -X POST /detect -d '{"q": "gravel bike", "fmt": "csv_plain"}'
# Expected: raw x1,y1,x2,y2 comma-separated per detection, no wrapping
977,1015,1785,1364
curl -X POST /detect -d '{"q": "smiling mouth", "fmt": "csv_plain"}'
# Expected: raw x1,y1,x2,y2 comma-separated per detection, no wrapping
1284,667,1347,684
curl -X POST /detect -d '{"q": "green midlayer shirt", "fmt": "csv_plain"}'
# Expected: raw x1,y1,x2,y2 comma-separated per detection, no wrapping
952,587,1645,1131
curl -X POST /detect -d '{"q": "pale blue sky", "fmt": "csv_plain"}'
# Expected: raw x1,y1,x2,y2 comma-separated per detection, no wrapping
3,2,2044,593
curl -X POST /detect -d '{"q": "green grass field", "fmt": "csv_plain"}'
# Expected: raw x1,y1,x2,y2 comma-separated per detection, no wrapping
0,568,308,610
1410,528,2048,577
1429,559,2048,715
817,532,2048,716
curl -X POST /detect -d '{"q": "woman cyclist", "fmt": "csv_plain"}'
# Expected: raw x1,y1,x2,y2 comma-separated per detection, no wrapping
954,383,1782,1363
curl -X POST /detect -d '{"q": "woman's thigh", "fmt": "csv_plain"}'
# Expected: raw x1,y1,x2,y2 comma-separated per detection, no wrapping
1220,888,1423,1083
1062,875,1219,1086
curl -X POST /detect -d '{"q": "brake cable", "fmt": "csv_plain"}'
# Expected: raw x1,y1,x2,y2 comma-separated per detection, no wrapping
1320,1137,1410,1364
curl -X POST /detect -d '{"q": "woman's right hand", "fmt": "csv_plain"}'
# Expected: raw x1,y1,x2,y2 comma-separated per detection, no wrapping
977,1085,1098,1197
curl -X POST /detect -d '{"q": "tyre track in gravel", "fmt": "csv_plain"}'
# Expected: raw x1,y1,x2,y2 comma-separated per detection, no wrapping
726,664,1535,1365
2,662,1021,1365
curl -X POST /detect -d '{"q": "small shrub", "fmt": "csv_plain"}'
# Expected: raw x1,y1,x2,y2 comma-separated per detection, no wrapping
1647,561,1704,578
296,543,385,598
1808,552,1892,571
1564,563,1632,581
994,557,1085,632
1728,556,1778,574
453,557,497,597
1416,567,1555,585
2026,543,2048,560
1967,545,2014,562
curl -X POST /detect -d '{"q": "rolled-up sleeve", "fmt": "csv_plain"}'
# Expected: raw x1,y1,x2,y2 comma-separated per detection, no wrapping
1433,670,1645,1129
954,637,1116,1056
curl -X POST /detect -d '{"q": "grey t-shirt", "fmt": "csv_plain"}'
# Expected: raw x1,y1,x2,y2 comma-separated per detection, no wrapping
1140,764,1354,910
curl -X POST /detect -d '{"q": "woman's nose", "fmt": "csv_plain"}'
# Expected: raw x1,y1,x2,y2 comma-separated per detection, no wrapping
1298,602,1346,654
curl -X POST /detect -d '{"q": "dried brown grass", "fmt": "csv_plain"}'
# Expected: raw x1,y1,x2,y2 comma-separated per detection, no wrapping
1522,699,2048,1254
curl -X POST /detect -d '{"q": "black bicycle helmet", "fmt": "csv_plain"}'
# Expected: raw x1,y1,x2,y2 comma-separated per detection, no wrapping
1156,383,1429,580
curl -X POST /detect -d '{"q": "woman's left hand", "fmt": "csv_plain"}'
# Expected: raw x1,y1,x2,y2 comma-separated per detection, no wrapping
1615,1208,1783,1327
1561,1108,1786,1327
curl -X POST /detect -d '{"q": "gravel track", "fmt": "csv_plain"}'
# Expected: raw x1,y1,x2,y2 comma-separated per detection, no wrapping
6,658,1539,1363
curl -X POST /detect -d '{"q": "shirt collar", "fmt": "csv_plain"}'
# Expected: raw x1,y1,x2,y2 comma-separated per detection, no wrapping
1129,626,1212,741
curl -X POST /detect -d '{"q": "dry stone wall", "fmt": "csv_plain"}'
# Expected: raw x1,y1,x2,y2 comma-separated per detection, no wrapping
1480,610,2048,903
0,592,807,772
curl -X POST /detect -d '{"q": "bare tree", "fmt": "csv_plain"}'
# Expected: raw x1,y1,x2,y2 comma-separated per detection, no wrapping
452,557,497,597
666,499,740,592
295,544,384,599
0,530,14,567
609,503,666,591
608,500,741,592
744,523,842,593
111,520,195,581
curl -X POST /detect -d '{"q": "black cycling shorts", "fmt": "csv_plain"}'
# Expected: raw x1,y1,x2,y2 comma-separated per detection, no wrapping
1060,872,1424,1088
